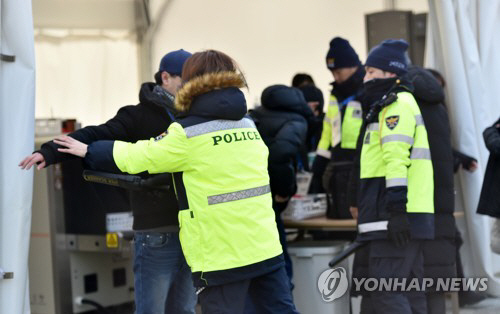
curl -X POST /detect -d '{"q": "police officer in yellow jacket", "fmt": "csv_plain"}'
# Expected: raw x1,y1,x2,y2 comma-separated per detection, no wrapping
311,37,367,219
54,50,298,314
356,40,434,314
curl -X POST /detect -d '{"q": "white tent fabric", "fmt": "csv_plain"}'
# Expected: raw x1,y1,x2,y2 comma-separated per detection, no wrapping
426,0,500,296
35,32,139,127
0,0,35,313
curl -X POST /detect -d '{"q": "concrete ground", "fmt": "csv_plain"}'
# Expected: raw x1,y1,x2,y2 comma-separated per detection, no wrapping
196,296,500,313
458,297,500,314
350,295,500,314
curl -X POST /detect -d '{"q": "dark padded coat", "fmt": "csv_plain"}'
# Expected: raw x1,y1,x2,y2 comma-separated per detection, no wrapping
477,121,500,218
407,66,457,282
249,85,312,198
37,83,179,230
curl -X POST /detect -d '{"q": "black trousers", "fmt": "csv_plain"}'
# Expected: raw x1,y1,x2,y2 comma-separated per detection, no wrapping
323,162,352,219
426,292,446,314
273,198,294,290
359,240,426,314
198,266,298,314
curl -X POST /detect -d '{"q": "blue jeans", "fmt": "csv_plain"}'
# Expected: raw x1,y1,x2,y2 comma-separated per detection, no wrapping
199,266,298,314
134,232,197,314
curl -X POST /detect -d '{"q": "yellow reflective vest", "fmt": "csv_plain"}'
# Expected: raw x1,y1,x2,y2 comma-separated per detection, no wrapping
112,117,283,286
357,91,435,240
316,94,364,159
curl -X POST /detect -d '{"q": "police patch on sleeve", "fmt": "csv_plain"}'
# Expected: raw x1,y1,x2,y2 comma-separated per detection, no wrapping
385,115,400,130
154,132,167,141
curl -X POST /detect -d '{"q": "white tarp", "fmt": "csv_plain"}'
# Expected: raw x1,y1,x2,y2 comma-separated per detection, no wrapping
0,0,35,313
35,31,139,127
426,0,500,295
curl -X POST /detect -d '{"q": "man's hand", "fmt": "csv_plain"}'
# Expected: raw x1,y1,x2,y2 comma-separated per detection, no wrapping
466,160,478,172
349,206,358,220
19,152,46,170
387,212,411,248
274,195,290,203
53,136,88,158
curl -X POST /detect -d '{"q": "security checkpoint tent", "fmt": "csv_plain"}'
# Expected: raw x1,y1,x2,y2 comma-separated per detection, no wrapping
32,0,430,127
426,0,500,295
2,0,500,313
0,1,35,313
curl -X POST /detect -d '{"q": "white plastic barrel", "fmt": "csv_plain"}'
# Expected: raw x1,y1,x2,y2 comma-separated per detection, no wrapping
288,241,350,314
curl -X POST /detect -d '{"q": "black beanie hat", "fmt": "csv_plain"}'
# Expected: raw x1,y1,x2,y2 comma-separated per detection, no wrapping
365,39,409,76
326,37,361,70
298,85,324,110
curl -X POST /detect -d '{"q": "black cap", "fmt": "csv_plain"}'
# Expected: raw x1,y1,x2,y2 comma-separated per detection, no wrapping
326,37,361,70
365,39,409,76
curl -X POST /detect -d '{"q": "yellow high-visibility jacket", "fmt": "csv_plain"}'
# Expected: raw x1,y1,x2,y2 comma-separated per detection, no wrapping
357,91,435,241
85,72,283,287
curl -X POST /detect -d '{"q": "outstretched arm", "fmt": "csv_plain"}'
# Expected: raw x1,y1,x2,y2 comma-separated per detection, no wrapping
19,105,136,170
19,152,46,170
54,123,189,175
53,136,88,157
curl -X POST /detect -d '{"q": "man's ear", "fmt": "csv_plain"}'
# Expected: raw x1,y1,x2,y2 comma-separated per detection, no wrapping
161,71,170,85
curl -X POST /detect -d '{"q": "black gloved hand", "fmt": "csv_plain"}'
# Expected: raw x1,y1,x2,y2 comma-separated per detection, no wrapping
387,212,411,248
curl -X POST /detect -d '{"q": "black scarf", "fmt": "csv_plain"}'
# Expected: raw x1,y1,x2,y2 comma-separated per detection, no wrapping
331,66,365,100
363,77,399,107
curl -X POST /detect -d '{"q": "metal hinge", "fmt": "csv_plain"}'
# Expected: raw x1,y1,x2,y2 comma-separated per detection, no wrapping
0,54,15,62
0,268,14,279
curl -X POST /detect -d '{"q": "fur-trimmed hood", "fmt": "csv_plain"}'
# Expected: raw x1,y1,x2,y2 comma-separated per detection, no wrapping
175,71,247,113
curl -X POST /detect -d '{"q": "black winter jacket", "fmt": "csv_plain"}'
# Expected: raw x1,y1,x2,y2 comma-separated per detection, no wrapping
38,83,179,230
250,85,312,198
407,66,457,282
477,121,500,217
407,66,456,238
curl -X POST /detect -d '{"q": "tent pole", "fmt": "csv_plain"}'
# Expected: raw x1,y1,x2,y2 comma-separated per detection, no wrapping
137,0,172,83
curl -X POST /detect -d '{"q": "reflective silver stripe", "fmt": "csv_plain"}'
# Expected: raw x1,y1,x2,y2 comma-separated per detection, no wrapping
329,100,338,107
184,118,256,138
316,149,331,159
207,185,270,205
364,132,371,144
411,148,431,160
415,115,424,126
358,221,388,233
366,122,379,132
381,134,414,145
324,117,332,124
386,178,408,188
347,101,362,109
